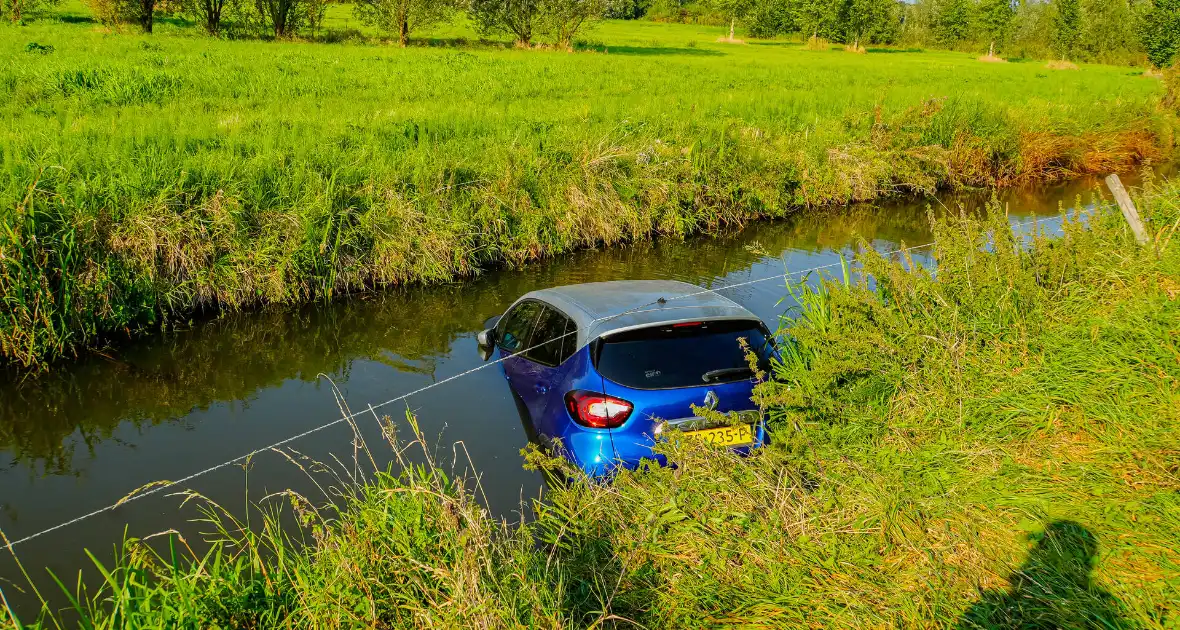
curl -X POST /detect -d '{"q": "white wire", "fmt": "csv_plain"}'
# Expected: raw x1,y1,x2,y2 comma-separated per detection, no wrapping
2,214,1057,549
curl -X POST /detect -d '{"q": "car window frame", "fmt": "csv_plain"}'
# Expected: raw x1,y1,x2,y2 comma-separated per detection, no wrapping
523,303,578,368
495,300,544,354
591,319,776,391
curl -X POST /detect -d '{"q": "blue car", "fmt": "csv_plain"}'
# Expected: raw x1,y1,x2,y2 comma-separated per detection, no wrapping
476,280,774,477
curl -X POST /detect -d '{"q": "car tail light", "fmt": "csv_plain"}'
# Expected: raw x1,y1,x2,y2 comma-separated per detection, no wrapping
565,391,633,429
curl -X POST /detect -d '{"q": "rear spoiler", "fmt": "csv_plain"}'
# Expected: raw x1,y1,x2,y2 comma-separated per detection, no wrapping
594,315,766,342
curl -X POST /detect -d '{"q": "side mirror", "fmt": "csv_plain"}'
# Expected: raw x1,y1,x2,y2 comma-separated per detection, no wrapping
476,328,496,361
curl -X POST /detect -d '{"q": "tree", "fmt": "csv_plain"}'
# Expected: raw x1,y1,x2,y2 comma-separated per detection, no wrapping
2,0,59,22
1075,0,1136,63
978,0,1015,56
355,0,457,46
795,0,841,41
254,0,313,36
746,0,793,38
1011,0,1052,58
182,0,234,33
602,0,649,19
470,0,541,46
84,0,128,25
934,0,972,46
1050,0,1081,60
80,0,153,30
897,0,937,47
133,0,155,31
840,0,896,49
713,0,755,39
1139,0,1180,68
536,0,605,47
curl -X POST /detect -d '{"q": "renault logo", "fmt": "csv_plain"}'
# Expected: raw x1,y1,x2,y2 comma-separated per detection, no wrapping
703,391,719,411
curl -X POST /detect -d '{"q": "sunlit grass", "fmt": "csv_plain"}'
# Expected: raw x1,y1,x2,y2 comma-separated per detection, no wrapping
4,179,1177,629
0,11,1173,369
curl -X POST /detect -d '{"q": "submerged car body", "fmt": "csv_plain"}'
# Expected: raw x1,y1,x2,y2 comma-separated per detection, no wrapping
478,280,774,477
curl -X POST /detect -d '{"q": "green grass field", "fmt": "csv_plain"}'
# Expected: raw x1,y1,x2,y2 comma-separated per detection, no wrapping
6,180,1177,629
1,10,1175,370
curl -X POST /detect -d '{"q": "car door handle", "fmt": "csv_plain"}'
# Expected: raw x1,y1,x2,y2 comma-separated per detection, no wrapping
534,383,549,394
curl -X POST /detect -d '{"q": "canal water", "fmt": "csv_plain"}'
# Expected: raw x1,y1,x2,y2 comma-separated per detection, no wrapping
0,176,1140,617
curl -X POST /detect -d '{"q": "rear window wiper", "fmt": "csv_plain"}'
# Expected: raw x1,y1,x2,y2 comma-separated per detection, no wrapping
701,367,753,383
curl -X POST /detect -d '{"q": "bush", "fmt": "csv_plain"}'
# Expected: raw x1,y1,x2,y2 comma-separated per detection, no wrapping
1165,63,1180,114
83,0,134,25
536,0,605,47
744,0,792,38
2,0,61,21
469,0,540,45
353,0,457,46
1139,0,1180,69
603,0,648,19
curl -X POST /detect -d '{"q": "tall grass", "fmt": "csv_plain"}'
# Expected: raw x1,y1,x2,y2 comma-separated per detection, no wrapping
4,177,1178,628
0,14,1175,372
1,13,1176,369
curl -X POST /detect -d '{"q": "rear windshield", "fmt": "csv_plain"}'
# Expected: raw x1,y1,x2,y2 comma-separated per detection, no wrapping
595,320,775,390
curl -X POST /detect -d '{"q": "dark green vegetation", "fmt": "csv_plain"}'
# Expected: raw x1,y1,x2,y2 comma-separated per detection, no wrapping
662,0,1175,67
1,12,1175,371
8,0,1177,70
4,176,1178,629
1140,0,1180,69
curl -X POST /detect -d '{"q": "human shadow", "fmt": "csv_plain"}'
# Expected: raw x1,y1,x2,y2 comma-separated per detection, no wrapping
956,521,1135,629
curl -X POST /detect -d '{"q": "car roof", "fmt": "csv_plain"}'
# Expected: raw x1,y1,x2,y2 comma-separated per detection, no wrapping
518,280,760,349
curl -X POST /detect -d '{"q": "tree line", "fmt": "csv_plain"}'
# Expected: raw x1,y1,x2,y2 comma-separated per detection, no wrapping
2,0,1177,68
897,0,1179,66
705,0,1177,66
0,0,607,47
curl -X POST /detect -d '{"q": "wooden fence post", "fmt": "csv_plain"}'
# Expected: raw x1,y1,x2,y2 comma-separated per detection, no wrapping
1104,174,1149,246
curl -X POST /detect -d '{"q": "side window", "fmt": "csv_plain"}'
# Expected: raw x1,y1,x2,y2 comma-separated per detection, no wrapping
497,301,542,353
526,306,575,366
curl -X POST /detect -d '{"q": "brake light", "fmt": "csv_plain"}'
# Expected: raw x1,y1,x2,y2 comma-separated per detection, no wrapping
565,391,633,429
672,321,703,328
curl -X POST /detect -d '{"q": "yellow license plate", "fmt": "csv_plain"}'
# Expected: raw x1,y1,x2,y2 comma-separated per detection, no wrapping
682,424,754,447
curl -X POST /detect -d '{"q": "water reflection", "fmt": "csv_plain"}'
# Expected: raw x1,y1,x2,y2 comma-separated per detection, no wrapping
0,201,948,474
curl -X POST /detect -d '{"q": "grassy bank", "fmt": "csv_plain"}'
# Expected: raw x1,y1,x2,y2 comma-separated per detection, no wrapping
2,14,1176,369
4,177,1178,628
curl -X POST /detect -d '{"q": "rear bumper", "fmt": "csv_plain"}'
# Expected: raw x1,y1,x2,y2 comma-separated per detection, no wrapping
550,430,620,478
589,418,770,476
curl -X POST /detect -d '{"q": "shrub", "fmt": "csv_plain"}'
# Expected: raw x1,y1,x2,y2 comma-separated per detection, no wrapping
2,0,60,21
1164,63,1180,114
537,0,605,48
83,0,134,25
1139,0,1180,69
469,0,540,45
354,0,458,46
